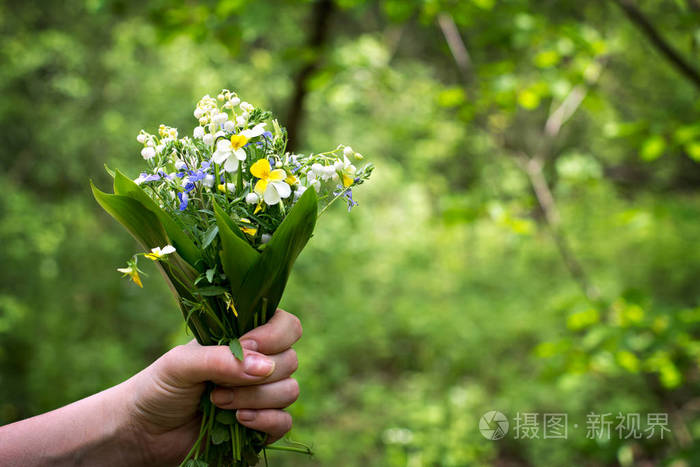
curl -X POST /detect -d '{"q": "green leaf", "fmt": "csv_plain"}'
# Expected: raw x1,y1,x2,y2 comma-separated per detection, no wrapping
235,188,318,331
193,286,227,296
213,199,259,297
113,170,203,271
210,424,230,445
92,181,210,345
201,225,219,250
205,268,215,284
215,410,236,425
91,181,169,251
104,164,115,178
229,338,244,361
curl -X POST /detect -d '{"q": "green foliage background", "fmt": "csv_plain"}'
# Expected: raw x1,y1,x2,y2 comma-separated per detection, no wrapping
1,0,699,465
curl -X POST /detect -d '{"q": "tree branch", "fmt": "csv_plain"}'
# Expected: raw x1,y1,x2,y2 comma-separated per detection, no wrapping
437,13,473,82
285,0,334,152
612,0,700,91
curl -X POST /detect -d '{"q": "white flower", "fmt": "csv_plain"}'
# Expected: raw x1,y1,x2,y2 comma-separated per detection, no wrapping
236,115,247,126
193,126,205,139
145,245,176,260
137,133,147,144
141,147,156,160
240,123,266,139
203,133,214,146
343,146,353,157
212,112,228,124
261,233,272,244
240,101,254,112
245,192,259,204
175,160,187,170
203,174,215,188
224,120,235,132
230,96,241,106
156,144,165,154
212,137,244,172
134,174,147,185
250,159,291,206
194,108,204,119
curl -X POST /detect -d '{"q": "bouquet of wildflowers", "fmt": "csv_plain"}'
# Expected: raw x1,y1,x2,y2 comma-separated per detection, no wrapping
91,89,372,466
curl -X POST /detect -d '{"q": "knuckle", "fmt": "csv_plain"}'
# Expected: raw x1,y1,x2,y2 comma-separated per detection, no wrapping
202,347,230,377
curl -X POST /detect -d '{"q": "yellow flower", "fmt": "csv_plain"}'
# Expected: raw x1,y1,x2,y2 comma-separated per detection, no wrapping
117,266,143,288
285,174,298,185
144,245,176,261
239,218,257,236
250,159,291,205
230,134,248,151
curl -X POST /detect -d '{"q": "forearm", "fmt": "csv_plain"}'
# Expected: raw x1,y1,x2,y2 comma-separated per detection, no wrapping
0,379,144,467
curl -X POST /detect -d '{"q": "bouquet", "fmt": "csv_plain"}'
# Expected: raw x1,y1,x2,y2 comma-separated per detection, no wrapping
91,89,372,466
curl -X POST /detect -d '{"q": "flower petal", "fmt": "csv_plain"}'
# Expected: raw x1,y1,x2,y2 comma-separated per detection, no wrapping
263,184,281,205
271,180,291,199
268,169,286,181
212,151,228,165
250,159,270,179
241,123,266,139
234,147,247,161
230,134,248,151
254,178,268,194
224,157,239,172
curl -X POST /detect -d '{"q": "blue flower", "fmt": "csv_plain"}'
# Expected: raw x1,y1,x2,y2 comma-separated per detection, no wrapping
177,192,189,211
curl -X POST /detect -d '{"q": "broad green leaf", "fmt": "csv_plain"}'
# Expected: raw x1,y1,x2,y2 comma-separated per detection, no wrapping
91,181,169,251
92,181,211,344
235,188,318,331
213,199,259,297
113,170,203,270
229,338,244,361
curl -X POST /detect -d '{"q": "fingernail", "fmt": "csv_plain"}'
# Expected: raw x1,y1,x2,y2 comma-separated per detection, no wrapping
210,390,235,406
243,354,275,376
237,410,256,422
240,339,258,351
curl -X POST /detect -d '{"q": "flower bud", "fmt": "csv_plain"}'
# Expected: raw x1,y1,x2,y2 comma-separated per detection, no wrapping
193,126,205,139
203,133,214,146
343,146,353,157
141,147,156,160
261,234,272,244
137,133,147,144
245,192,259,204
224,120,235,132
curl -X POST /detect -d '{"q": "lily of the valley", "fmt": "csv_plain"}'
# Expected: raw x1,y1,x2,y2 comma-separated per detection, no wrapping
212,123,267,172
250,158,291,205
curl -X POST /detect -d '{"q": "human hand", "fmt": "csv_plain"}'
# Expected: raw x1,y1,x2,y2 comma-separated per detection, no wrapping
124,309,303,466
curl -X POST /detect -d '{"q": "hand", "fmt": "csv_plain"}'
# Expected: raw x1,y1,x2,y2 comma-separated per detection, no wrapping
125,309,303,466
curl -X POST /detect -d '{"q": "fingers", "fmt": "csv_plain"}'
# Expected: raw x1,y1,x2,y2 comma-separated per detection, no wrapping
211,378,299,409
236,409,292,444
161,342,298,388
239,309,303,355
